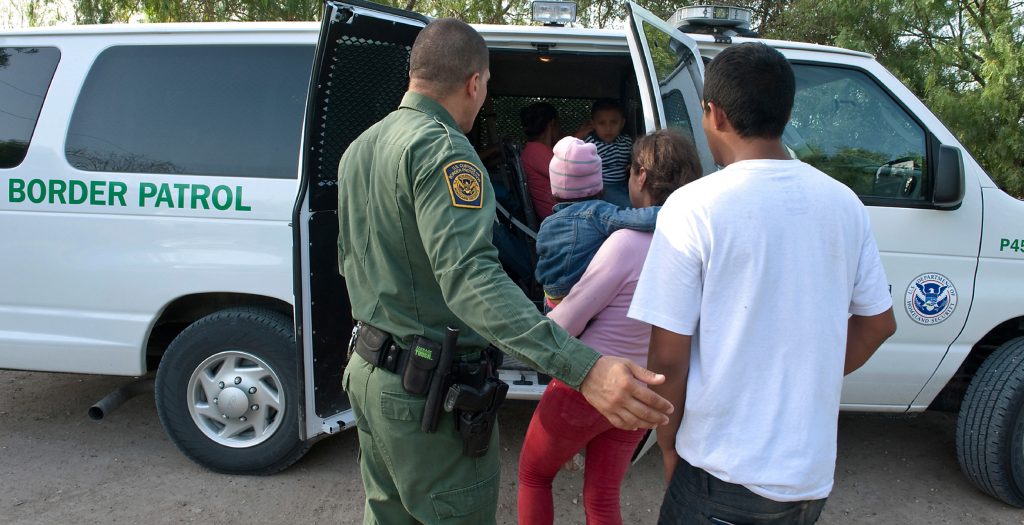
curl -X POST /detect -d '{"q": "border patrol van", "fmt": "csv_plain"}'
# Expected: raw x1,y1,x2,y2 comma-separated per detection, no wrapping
3,0,1024,506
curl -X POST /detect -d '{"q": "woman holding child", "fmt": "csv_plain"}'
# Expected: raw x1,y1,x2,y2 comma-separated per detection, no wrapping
518,129,703,525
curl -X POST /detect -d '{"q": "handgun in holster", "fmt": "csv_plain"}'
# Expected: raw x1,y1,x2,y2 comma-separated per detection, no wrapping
444,373,509,458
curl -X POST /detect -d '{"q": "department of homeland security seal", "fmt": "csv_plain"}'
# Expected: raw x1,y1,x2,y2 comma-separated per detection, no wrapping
905,273,957,325
443,160,484,209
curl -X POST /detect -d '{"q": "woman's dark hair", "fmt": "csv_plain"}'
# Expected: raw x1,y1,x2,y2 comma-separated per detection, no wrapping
631,129,702,205
703,42,795,139
520,102,558,140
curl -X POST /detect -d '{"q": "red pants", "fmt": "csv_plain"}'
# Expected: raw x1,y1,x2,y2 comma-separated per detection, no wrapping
518,379,646,525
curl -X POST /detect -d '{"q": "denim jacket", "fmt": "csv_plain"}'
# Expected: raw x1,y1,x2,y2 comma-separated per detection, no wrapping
534,200,660,298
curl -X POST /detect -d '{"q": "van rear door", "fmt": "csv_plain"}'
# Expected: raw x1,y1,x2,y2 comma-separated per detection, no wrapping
624,1,715,174
294,1,428,440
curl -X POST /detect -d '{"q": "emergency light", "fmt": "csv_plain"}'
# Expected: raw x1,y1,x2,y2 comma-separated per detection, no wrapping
531,1,577,26
669,5,752,28
669,5,758,38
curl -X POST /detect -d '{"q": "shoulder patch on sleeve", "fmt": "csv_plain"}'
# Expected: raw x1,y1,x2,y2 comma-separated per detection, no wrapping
443,160,485,209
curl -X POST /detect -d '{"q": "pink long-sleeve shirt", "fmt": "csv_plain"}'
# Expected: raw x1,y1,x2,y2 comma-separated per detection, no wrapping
547,229,653,368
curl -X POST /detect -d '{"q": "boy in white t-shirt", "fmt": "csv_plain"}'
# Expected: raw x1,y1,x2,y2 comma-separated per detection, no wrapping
628,43,897,525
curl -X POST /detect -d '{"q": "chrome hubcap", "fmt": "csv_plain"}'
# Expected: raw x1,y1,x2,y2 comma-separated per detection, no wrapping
186,350,284,448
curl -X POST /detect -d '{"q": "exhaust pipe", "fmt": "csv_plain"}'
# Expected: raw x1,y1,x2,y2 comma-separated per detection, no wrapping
88,377,155,421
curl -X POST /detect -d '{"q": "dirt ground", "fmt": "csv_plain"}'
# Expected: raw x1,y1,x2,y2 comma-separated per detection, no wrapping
0,370,1022,524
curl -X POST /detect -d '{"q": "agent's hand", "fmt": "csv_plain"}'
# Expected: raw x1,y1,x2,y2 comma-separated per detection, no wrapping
580,356,673,430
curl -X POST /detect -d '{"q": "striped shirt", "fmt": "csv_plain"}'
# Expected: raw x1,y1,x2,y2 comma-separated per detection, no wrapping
585,132,633,184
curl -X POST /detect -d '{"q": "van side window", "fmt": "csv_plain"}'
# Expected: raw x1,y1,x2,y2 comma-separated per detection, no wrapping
788,64,929,203
66,45,313,179
0,47,60,169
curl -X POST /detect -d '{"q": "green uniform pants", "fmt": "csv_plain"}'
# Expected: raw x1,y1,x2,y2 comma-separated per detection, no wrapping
343,353,500,525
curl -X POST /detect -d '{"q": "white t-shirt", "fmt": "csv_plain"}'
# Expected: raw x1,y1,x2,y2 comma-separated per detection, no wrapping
628,159,892,502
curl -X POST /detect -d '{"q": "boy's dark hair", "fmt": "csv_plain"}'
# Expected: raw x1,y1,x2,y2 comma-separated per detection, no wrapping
410,18,489,96
590,98,625,118
520,102,559,140
703,42,794,139
631,129,702,205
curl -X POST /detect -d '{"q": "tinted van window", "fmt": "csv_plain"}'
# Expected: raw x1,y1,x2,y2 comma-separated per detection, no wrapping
0,47,60,169
66,45,313,178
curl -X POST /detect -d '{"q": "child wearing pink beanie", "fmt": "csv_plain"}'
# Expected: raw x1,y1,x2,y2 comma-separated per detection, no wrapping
549,136,604,201
534,136,659,309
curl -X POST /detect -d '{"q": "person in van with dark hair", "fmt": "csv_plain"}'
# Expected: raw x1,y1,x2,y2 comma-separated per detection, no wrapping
520,101,561,219
630,42,897,525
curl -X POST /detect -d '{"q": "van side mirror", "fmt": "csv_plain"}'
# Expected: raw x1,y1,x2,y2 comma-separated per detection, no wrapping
933,144,965,209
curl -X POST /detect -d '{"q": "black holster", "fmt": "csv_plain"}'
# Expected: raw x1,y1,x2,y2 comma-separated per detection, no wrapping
444,347,508,457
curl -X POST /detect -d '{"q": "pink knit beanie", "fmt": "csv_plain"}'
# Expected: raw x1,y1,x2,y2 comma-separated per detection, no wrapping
549,136,603,199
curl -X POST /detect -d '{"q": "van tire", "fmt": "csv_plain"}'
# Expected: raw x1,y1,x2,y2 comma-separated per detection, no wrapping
956,336,1024,507
155,307,309,474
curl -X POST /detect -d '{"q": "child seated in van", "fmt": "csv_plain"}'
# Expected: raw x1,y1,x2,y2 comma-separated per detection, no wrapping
576,98,633,207
534,135,658,310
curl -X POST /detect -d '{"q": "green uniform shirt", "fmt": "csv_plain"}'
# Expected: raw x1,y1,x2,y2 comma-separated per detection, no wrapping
337,92,599,388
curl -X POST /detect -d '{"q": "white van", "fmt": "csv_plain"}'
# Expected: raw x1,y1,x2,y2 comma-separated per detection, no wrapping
2,0,1023,506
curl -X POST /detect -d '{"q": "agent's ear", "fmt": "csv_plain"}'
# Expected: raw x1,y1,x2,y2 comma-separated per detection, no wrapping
466,71,482,99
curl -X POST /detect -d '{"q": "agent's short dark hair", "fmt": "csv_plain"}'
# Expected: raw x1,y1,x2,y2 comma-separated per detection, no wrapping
590,98,625,118
409,18,489,96
703,43,794,139
520,102,558,140
631,129,702,205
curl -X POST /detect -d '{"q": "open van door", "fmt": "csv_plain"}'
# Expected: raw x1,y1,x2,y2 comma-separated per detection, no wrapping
624,1,715,174
293,1,428,440
622,1,711,461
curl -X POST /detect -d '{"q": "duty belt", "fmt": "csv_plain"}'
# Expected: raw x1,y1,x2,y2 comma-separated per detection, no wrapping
348,322,490,374
348,321,508,457
349,322,405,373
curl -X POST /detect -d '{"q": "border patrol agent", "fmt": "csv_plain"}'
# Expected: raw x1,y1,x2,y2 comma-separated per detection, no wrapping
338,19,672,525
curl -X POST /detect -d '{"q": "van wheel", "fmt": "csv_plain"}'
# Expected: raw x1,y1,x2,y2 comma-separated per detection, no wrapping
956,336,1024,507
155,307,309,474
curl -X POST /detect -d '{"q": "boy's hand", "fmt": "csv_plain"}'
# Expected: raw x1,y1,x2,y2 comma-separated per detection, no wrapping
574,120,594,139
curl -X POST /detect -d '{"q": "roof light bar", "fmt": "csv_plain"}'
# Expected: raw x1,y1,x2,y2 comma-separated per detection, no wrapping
669,5,753,29
532,1,577,26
